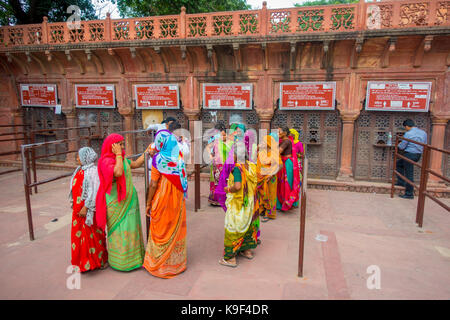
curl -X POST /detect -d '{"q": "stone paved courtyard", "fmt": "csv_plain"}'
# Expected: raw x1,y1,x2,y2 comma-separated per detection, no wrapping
0,168,449,300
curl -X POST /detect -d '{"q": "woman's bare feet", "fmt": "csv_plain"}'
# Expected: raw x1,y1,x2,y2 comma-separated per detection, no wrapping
240,250,254,259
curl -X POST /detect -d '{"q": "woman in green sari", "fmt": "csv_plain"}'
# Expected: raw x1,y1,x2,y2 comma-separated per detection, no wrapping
219,142,258,268
96,133,146,271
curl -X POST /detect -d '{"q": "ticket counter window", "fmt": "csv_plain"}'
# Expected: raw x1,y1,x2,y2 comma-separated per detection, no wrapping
201,110,259,172
22,107,67,162
353,111,430,182
77,109,123,155
133,109,187,154
272,110,341,179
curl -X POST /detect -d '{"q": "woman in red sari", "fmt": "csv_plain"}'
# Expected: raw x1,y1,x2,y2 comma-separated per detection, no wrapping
69,147,108,272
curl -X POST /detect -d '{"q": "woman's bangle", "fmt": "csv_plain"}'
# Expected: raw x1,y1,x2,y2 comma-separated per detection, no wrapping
116,154,122,158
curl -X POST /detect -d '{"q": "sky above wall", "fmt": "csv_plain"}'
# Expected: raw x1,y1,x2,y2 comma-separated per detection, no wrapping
92,0,305,19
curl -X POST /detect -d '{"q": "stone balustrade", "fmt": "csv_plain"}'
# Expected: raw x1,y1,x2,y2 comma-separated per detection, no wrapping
0,0,448,49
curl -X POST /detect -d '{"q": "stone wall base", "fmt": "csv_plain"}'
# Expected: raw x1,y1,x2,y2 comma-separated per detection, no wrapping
1,161,449,198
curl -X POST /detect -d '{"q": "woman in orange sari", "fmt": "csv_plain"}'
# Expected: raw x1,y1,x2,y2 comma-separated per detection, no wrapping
143,129,188,278
254,135,280,222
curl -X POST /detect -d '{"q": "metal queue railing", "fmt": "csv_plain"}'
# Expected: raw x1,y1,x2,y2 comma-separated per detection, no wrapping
28,126,96,194
391,136,450,228
0,124,31,176
21,128,95,240
298,151,308,278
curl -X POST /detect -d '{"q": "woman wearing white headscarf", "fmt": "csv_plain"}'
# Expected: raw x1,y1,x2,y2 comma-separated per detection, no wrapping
69,147,108,272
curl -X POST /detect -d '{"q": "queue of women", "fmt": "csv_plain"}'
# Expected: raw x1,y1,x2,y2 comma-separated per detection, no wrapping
69,118,304,276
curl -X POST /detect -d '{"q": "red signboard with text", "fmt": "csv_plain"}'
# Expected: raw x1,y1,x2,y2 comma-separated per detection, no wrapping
75,84,116,108
20,84,58,107
280,82,336,110
134,84,179,109
365,81,431,112
203,83,252,109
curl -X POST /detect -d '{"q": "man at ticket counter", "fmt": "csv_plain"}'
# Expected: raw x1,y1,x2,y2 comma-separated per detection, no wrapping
146,117,177,132
396,119,427,199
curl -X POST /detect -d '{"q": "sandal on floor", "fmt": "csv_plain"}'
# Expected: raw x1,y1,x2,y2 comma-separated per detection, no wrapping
261,216,270,222
219,258,237,268
239,251,254,260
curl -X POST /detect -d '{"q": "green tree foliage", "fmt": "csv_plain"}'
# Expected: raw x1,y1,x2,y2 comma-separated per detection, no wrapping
114,0,250,18
0,0,97,26
294,0,358,7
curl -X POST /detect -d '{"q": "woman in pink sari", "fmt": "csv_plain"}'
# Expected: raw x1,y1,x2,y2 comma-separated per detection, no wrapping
276,127,301,211
208,123,233,206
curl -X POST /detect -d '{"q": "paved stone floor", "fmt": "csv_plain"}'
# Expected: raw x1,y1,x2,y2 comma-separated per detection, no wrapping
0,168,449,300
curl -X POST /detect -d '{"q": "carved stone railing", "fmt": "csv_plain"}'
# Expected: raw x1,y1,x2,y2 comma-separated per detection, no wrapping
0,0,448,48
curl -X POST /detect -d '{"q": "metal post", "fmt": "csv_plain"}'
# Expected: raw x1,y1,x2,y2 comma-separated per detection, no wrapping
298,156,307,277
21,145,35,241
390,136,399,198
144,152,150,241
194,163,200,212
31,132,38,194
415,145,430,227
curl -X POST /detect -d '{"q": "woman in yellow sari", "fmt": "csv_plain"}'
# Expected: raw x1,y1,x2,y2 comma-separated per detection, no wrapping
143,129,188,278
254,135,281,222
219,142,258,268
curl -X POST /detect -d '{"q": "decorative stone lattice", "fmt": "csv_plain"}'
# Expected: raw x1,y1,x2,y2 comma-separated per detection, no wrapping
399,3,429,26
297,9,324,32
270,11,291,34
188,17,207,37
135,20,154,40
331,7,355,30
160,18,179,38
213,15,233,36
239,13,259,35
88,23,105,41
27,26,42,44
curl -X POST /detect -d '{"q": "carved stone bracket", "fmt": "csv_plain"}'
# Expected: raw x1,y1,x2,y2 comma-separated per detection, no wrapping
320,40,331,70
85,49,104,75
350,36,364,69
256,109,274,123
0,56,12,75
108,48,124,74
180,45,194,73
184,109,201,121
206,44,217,73
413,35,433,68
26,51,47,75
290,41,297,71
65,50,85,74
261,42,269,71
232,43,242,72
381,37,396,68
340,112,360,123
153,46,169,73
4,53,27,75
45,50,66,75
129,47,146,73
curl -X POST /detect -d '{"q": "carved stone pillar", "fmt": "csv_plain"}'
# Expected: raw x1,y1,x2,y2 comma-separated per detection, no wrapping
337,112,359,181
121,111,135,156
428,116,449,185
185,110,201,169
256,109,274,133
65,111,78,164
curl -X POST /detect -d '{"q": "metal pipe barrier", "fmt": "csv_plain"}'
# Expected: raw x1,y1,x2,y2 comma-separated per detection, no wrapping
391,136,450,228
0,124,31,176
298,151,308,278
28,125,95,194
21,132,94,241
